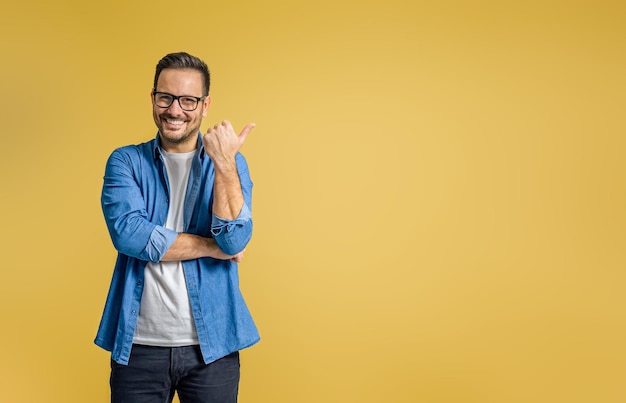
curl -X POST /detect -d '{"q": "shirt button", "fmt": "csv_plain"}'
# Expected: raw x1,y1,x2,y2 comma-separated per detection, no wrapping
131,310,137,315
136,281,142,286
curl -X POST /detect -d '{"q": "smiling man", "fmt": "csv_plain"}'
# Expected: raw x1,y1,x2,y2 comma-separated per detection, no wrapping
95,52,260,403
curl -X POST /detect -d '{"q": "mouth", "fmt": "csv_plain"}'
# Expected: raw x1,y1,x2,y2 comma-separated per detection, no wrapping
163,117,186,129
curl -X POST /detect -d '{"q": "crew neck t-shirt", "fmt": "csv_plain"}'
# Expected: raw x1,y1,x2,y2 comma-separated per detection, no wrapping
133,149,198,346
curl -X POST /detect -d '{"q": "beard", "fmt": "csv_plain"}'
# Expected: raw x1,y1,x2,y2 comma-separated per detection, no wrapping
154,110,200,149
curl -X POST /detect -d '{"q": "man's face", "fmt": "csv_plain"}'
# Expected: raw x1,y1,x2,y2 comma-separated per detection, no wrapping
152,68,210,152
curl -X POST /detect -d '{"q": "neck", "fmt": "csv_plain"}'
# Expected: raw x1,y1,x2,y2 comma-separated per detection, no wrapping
159,133,198,153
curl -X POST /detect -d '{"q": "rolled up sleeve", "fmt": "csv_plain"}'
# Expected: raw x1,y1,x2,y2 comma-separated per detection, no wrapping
210,203,252,255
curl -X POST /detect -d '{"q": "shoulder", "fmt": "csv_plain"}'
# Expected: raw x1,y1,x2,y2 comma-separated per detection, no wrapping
104,138,159,175
108,138,157,162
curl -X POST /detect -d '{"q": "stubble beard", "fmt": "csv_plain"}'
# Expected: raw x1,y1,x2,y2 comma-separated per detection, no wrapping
155,112,199,148
159,126,196,145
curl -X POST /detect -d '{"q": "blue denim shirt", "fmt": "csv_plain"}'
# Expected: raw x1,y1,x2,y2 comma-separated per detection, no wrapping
94,133,260,365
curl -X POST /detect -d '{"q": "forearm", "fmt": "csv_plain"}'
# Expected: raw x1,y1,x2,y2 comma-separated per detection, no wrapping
161,233,234,261
212,160,245,220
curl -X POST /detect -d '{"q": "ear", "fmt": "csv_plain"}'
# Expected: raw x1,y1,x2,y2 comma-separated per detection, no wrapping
201,95,211,117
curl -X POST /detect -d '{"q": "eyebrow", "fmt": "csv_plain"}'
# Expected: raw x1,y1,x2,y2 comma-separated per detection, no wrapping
154,90,204,98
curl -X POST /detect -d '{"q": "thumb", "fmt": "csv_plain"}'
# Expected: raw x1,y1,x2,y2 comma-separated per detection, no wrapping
238,123,256,143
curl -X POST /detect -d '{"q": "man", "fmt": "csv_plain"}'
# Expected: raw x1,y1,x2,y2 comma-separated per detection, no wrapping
95,52,260,403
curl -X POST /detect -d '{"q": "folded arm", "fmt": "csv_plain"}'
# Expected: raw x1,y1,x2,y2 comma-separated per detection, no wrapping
161,233,243,262
101,148,242,263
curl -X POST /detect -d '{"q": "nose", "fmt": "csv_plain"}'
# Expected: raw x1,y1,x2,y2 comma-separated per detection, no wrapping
166,97,184,115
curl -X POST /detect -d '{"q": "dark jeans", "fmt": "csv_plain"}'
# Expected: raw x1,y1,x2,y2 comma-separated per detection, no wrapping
110,344,240,403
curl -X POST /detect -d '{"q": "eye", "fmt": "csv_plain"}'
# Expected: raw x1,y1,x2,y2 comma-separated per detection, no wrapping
156,93,173,103
180,97,198,108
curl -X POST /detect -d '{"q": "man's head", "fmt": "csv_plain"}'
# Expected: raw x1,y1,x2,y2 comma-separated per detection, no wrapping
152,52,212,152
154,52,211,96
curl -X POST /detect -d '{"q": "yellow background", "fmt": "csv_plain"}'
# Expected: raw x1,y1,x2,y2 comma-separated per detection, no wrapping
1,0,624,402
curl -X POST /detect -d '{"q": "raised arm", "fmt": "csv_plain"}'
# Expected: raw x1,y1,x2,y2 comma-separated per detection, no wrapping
203,121,255,255
203,120,255,219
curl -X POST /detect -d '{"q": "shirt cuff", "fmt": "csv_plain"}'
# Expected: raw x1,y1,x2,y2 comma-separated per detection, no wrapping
144,225,179,262
210,204,251,236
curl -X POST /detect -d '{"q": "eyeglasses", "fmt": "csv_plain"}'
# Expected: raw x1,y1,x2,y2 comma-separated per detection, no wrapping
152,90,207,111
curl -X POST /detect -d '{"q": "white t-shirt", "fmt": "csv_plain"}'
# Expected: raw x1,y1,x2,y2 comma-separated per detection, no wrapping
133,149,198,346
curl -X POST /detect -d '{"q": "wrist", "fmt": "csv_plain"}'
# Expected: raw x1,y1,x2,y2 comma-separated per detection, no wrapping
212,158,237,173
204,237,231,260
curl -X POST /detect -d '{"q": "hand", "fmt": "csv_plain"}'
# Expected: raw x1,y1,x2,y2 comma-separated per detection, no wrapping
203,120,255,166
230,250,245,263
209,246,244,262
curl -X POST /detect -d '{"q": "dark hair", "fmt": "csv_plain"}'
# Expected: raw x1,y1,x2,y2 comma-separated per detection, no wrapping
153,52,211,95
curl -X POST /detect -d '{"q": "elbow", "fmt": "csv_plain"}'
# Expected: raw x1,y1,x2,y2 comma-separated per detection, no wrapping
212,221,253,255
107,221,165,262
215,232,252,255
110,235,149,261
111,237,162,262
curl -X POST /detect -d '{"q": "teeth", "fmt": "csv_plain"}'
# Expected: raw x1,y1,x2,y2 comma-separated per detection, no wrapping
166,119,184,125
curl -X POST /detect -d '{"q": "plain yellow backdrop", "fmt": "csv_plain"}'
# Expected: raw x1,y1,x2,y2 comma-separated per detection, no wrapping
1,0,624,402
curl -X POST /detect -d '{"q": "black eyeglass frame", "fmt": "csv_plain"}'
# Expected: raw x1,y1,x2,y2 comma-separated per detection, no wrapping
152,89,207,111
